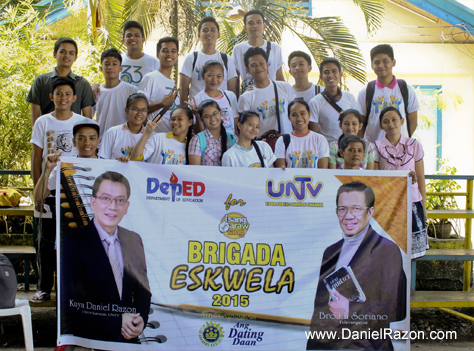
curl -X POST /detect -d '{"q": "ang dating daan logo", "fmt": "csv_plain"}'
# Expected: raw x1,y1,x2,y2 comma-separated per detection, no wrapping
146,172,205,202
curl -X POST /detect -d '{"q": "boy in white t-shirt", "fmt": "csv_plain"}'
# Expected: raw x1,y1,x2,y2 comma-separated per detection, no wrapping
29,77,85,303
120,21,160,85
238,47,294,142
180,16,238,104
138,37,180,133
288,51,324,104
31,77,85,188
358,44,419,142
94,48,137,137
232,9,285,93
309,57,360,144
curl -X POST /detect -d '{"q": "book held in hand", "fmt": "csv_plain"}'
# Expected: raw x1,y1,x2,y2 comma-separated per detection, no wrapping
323,266,366,303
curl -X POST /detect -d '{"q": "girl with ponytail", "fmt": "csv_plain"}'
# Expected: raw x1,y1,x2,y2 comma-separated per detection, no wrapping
222,111,275,167
188,99,236,166
130,106,193,165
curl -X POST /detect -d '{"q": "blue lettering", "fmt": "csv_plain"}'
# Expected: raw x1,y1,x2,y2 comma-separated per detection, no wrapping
147,178,159,193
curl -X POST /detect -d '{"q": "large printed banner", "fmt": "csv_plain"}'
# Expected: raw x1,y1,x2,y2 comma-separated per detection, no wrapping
57,158,412,351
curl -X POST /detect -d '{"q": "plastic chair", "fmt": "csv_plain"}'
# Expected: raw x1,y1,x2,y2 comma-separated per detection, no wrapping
0,299,34,351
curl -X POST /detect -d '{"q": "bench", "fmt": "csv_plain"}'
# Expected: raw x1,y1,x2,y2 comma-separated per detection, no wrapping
0,205,34,234
0,245,36,291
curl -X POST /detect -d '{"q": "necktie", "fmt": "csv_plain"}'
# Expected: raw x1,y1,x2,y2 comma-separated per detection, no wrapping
105,236,123,299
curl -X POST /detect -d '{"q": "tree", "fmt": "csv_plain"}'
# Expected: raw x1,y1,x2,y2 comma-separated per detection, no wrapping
80,0,384,84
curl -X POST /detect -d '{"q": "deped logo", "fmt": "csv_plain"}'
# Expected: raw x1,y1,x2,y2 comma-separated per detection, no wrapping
147,173,205,202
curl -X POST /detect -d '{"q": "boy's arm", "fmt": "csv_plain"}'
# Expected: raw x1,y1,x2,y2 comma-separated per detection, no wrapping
276,67,285,82
31,144,44,187
148,87,178,114
33,154,60,202
30,103,41,125
179,73,191,106
81,106,92,118
407,111,418,137
227,77,239,97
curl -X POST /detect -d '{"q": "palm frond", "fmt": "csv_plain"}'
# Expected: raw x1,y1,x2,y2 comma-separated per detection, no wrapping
350,0,385,34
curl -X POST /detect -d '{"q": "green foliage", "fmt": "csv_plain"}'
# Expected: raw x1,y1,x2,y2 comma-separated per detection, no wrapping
0,3,52,186
426,159,460,211
0,1,104,186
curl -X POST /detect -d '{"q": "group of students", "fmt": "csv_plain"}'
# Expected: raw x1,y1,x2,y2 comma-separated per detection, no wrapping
27,9,427,304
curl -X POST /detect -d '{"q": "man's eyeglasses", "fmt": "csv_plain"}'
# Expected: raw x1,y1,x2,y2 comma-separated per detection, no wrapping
336,206,370,217
94,195,128,206
202,110,221,120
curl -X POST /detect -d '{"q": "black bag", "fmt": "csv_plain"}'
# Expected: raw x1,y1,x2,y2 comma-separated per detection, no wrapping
0,254,17,308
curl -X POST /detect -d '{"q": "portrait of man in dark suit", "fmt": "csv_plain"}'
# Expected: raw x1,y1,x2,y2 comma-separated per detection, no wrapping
307,181,407,350
61,171,151,343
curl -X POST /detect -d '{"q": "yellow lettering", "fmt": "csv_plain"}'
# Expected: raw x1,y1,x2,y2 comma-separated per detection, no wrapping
276,267,295,293
188,241,202,263
241,244,256,265
224,194,247,210
263,268,277,293
256,244,270,265
246,267,263,293
271,244,286,266
170,265,188,290
222,266,246,291
203,267,223,291
227,243,241,265
203,241,218,264
187,265,204,291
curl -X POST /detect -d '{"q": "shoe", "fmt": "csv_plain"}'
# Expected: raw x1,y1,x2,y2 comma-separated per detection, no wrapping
31,290,51,303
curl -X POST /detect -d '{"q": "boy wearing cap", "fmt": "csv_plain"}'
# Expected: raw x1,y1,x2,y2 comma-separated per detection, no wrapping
31,118,101,303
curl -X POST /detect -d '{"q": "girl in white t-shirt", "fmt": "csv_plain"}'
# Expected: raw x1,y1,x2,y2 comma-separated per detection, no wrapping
187,60,238,134
130,106,194,165
98,92,149,160
222,111,275,167
188,100,237,166
328,109,376,170
274,100,329,169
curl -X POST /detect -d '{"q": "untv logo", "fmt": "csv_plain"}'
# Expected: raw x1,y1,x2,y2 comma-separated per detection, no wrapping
266,176,323,201
147,173,205,202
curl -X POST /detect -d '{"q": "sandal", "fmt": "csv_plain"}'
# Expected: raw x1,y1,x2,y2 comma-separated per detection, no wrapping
31,290,51,303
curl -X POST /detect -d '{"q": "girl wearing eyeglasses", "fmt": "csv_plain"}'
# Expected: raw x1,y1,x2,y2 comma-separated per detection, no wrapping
130,106,194,165
98,93,149,160
187,99,237,166
375,106,427,258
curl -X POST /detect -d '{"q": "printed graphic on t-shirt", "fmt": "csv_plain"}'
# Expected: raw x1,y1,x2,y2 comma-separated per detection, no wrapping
161,149,186,165
372,95,402,114
46,130,73,155
222,108,232,129
289,150,318,168
121,146,134,157
257,98,285,120
195,66,204,81
165,86,178,113
121,65,143,85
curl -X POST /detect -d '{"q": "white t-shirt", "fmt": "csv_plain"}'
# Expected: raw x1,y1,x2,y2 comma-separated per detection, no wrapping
120,52,160,86
293,83,324,104
232,40,283,91
222,140,276,168
142,132,187,165
98,123,145,159
138,70,179,133
194,90,238,132
274,131,329,168
309,91,360,144
93,81,137,137
180,51,238,98
358,78,419,142
30,113,84,159
238,81,294,137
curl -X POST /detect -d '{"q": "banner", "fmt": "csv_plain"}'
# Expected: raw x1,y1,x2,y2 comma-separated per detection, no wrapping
57,158,411,350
